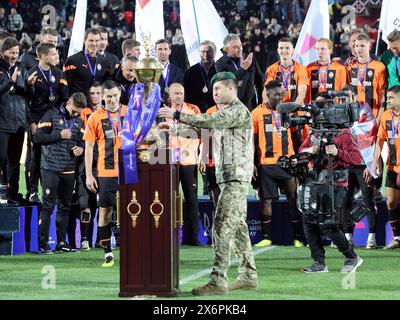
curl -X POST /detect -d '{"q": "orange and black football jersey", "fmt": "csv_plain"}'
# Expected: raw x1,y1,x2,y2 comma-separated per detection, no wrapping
251,103,294,165
80,106,96,129
378,109,400,173
347,59,387,118
265,60,309,102
83,105,127,178
306,61,348,103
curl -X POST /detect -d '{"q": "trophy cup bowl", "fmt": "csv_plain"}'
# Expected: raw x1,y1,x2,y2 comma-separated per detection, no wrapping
133,47,165,152
134,56,163,88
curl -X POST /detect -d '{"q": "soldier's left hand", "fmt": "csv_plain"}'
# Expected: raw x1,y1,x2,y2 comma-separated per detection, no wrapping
158,107,174,119
71,146,84,156
325,144,338,156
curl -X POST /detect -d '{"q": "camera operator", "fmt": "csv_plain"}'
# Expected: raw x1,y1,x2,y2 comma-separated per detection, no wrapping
373,85,400,249
340,85,378,248
299,93,364,273
251,80,304,248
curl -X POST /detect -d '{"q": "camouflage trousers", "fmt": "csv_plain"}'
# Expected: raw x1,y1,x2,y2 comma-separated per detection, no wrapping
210,181,257,288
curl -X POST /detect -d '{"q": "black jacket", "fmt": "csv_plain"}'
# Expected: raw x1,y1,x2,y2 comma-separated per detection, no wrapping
64,51,114,96
158,63,184,102
114,67,136,106
215,53,264,111
19,48,38,72
183,62,217,113
0,59,32,133
27,64,69,124
34,105,84,173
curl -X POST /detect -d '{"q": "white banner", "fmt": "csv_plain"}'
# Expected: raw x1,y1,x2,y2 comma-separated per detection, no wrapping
135,0,164,58
67,0,87,57
179,0,228,66
293,0,330,66
379,0,400,43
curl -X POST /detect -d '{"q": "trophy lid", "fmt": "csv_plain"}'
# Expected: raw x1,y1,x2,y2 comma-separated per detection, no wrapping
135,36,164,84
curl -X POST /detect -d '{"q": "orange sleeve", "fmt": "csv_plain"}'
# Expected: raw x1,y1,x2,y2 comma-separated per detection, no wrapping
377,63,387,93
378,112,388,140
83,114,97,143
296,63,309,86
338,66,348,90
265,64,277,84
193,105,201,114
251,109,259,134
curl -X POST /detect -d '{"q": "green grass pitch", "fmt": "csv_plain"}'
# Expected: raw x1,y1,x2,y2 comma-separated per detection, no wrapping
1,245,400,300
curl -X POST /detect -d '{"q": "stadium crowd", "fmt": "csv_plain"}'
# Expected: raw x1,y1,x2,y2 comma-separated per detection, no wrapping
0,0,399,277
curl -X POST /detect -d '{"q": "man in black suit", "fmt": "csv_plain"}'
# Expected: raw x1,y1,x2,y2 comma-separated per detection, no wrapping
155,39,184,102
215,34,263,111
183,40,217,113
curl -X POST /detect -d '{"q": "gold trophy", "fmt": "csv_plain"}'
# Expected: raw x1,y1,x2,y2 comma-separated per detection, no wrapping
133,35,165,153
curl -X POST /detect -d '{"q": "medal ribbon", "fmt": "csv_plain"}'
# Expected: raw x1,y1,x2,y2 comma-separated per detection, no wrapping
317,62,331,89
38,65,54,98
84,51,97,79
60,107,76,130
280,61,293,91
356,58,371,87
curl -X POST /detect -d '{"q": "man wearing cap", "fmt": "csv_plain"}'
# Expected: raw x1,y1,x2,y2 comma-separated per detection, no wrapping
158,71,258,296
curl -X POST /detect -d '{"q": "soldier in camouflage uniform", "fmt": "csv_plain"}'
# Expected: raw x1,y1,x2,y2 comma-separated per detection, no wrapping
158,71,258,296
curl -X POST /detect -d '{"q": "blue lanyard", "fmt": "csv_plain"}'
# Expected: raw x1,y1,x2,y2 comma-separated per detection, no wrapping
106,106,121,139
392,111,400,139
230,58,240,71
84,51,97,78
356,58,371,87
317,62,331,88
37,65,54,97
120,83,135,96
199,64,210,89
4,68,11,79
60,107,76,130
163,64,171,87
279,61,293,90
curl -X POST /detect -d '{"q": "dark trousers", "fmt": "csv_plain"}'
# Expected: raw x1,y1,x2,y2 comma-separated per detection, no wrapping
0,127,26,194
39,170,75,248
303,222,356,264
25,128,41,195
303,186,356,264
342,165,376,234
180,165,199,244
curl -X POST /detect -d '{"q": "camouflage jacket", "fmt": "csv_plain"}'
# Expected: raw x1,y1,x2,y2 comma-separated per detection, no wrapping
180,99,253,184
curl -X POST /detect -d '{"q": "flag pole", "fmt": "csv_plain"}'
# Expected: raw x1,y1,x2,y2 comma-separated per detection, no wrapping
375,29,381,56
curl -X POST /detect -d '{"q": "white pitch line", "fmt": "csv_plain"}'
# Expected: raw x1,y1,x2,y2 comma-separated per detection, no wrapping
179,246,277,286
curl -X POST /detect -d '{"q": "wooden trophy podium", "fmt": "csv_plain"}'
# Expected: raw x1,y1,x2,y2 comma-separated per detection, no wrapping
118,148,181,297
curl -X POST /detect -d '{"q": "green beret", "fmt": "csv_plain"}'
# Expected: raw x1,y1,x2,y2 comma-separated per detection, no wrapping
211,71,237,86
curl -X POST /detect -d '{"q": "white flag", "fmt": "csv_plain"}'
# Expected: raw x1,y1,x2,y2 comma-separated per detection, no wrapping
379,0,400,43
179,0,228,66
293,0,329,66
67,0,87,57
135,0,164,58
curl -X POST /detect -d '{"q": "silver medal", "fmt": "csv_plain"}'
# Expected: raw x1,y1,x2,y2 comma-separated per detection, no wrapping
49,95,56,102
202,86,208,93
164,87,169,93
390,138,396,145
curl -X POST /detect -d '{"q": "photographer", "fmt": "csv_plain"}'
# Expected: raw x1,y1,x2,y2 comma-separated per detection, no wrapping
298,94,364,273
341,85,378,249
